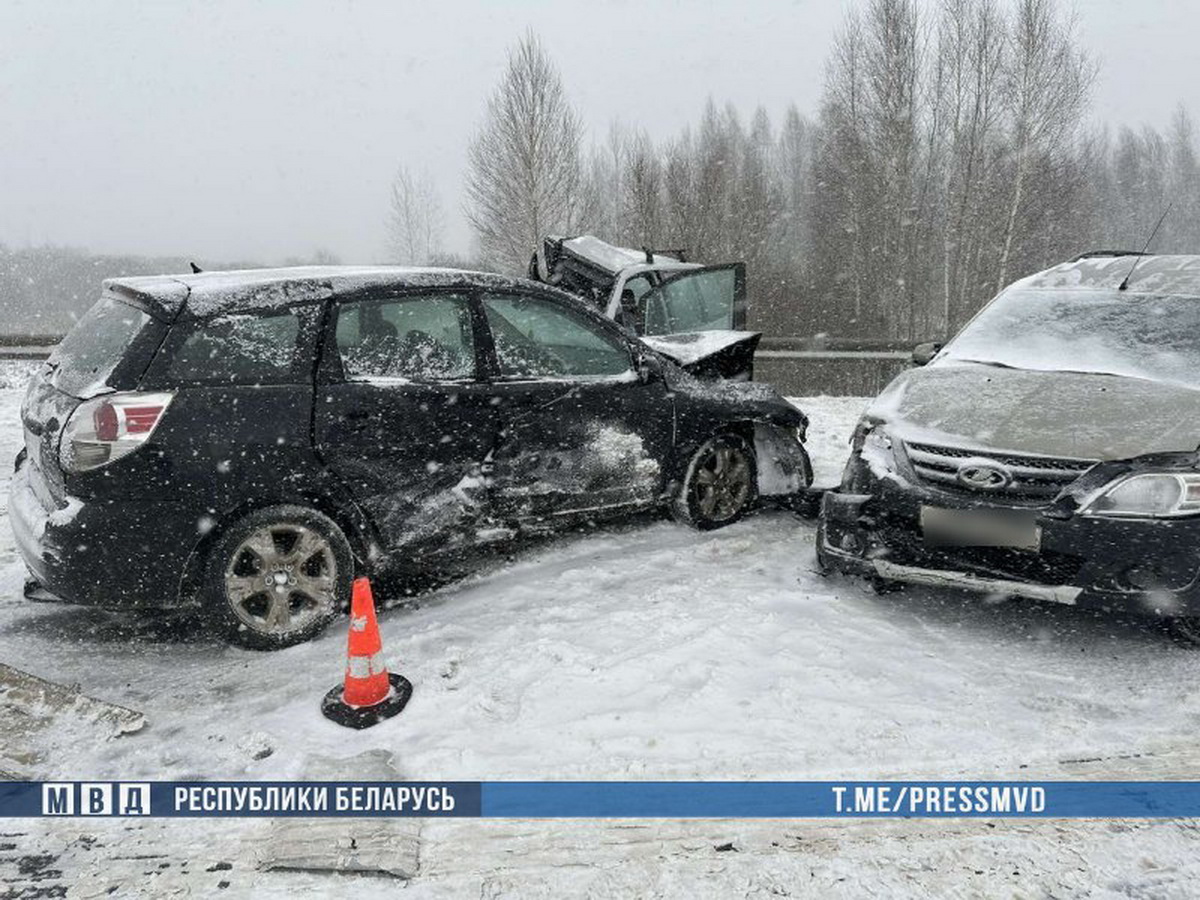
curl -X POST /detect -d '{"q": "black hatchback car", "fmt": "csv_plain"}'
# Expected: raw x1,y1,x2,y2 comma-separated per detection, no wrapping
12,267,811,648
819,254,1200,641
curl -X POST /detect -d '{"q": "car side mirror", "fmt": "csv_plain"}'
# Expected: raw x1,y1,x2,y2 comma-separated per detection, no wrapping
911,342,942,367
635,350,663,384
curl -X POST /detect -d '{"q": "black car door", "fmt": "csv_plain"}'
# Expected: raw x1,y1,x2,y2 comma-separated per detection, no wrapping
312,290,500,557
477,289,675,527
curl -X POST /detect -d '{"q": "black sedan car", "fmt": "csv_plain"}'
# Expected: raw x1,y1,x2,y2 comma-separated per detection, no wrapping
12,267,811,648
819,253,1200,641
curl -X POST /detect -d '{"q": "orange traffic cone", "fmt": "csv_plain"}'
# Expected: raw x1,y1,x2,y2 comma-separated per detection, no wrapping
321,577,412,729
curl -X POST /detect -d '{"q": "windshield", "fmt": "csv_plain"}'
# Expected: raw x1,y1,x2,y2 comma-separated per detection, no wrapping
47,295,151,397
940,287,1200,389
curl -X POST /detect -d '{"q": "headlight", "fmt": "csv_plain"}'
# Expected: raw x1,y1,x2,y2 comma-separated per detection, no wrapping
1083,473,1200,518
852,422,895,473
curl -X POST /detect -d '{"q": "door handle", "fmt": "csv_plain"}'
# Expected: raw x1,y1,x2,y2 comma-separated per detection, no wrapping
344,410,371,422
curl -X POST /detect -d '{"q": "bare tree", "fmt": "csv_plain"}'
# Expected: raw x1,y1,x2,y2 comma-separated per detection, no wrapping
620,129,665,248
862,0,925,338
387,166,444,265
776,104,816,275
1167,106,1200,252
937,0,1006,331
662,130,700,253
815,0,927,338
464,31,588,273
994,0,1095,290
814,10,872,327
581,122,632,244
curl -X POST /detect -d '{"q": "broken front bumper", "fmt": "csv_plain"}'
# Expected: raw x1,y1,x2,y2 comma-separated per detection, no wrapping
817,480,1200,618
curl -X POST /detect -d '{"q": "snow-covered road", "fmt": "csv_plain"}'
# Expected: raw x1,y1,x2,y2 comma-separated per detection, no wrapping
3,362,1200,895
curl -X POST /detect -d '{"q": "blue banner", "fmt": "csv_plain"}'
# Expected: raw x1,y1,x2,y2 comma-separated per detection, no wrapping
3,780,1200,818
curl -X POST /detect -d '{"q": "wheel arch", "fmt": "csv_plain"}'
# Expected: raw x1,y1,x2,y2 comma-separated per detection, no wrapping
669,419,758,484
175,490,380,606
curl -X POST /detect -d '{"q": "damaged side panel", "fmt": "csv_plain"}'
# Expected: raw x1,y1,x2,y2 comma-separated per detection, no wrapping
754,423,812,496
313,381,503,561
488,378,675,525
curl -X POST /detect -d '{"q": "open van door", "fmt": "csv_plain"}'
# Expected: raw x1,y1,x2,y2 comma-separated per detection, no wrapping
639,263,746,333
635,263,760,380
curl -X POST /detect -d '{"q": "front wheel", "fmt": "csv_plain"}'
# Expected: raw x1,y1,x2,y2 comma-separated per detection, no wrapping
200,505,353,650
673,433,758,530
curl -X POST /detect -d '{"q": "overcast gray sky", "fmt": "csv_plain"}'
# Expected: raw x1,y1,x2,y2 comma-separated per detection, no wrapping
1,0,1195,264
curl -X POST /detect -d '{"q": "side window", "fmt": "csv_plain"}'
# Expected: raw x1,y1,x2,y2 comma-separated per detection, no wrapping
624,275,654,301
166,310,303,384
335,293,475,382
482,293,632,379
616,274,653,333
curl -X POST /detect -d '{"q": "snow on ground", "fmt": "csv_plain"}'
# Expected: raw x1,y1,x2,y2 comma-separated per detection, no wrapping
795,394,866,487
3,365,1200,894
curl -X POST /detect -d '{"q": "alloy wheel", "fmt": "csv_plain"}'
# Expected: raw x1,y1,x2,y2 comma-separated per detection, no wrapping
695,444,752,522
224,523,338,636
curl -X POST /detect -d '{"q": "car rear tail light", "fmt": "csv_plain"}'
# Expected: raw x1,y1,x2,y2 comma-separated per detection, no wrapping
60,392,174,473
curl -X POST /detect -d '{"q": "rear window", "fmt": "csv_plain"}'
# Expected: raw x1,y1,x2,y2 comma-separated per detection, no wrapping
49,296,151,397
166,310,304,384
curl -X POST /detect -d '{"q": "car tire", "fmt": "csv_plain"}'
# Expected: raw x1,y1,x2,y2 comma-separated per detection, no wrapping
200,505,353,650
673,433,758,530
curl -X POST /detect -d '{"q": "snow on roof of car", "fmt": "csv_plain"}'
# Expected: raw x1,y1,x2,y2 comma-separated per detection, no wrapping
560,235,681,274
103,266,540,317
1020,254,1200,298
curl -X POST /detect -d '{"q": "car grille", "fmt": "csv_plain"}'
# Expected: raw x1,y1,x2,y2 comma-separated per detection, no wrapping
904,441,1097,502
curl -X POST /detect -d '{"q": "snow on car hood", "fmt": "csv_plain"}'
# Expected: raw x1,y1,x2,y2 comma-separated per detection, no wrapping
868,362,1200,460
640,330,758,367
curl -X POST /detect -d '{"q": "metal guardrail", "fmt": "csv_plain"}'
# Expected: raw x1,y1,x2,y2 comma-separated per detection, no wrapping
0,346,54,361
0,334,62,360
0,334,62,346
757,336,926,353
757,349,910,360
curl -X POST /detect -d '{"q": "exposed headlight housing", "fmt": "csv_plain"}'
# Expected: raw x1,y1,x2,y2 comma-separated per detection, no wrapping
862,427,893,456
851,421,895,474
1083,472,1200,518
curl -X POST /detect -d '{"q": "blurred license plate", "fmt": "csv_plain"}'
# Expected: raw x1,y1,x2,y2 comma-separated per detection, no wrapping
920,506,1041,551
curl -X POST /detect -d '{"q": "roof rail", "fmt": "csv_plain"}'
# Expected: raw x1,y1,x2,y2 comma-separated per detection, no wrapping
1072,250,1150,262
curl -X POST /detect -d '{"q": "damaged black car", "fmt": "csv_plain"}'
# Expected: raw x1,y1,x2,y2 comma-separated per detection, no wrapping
11,267,811,648
819,253,1200,642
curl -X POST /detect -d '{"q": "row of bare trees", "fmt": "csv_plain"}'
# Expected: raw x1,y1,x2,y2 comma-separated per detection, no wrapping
807,0,1099,339
393,4,1200,341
